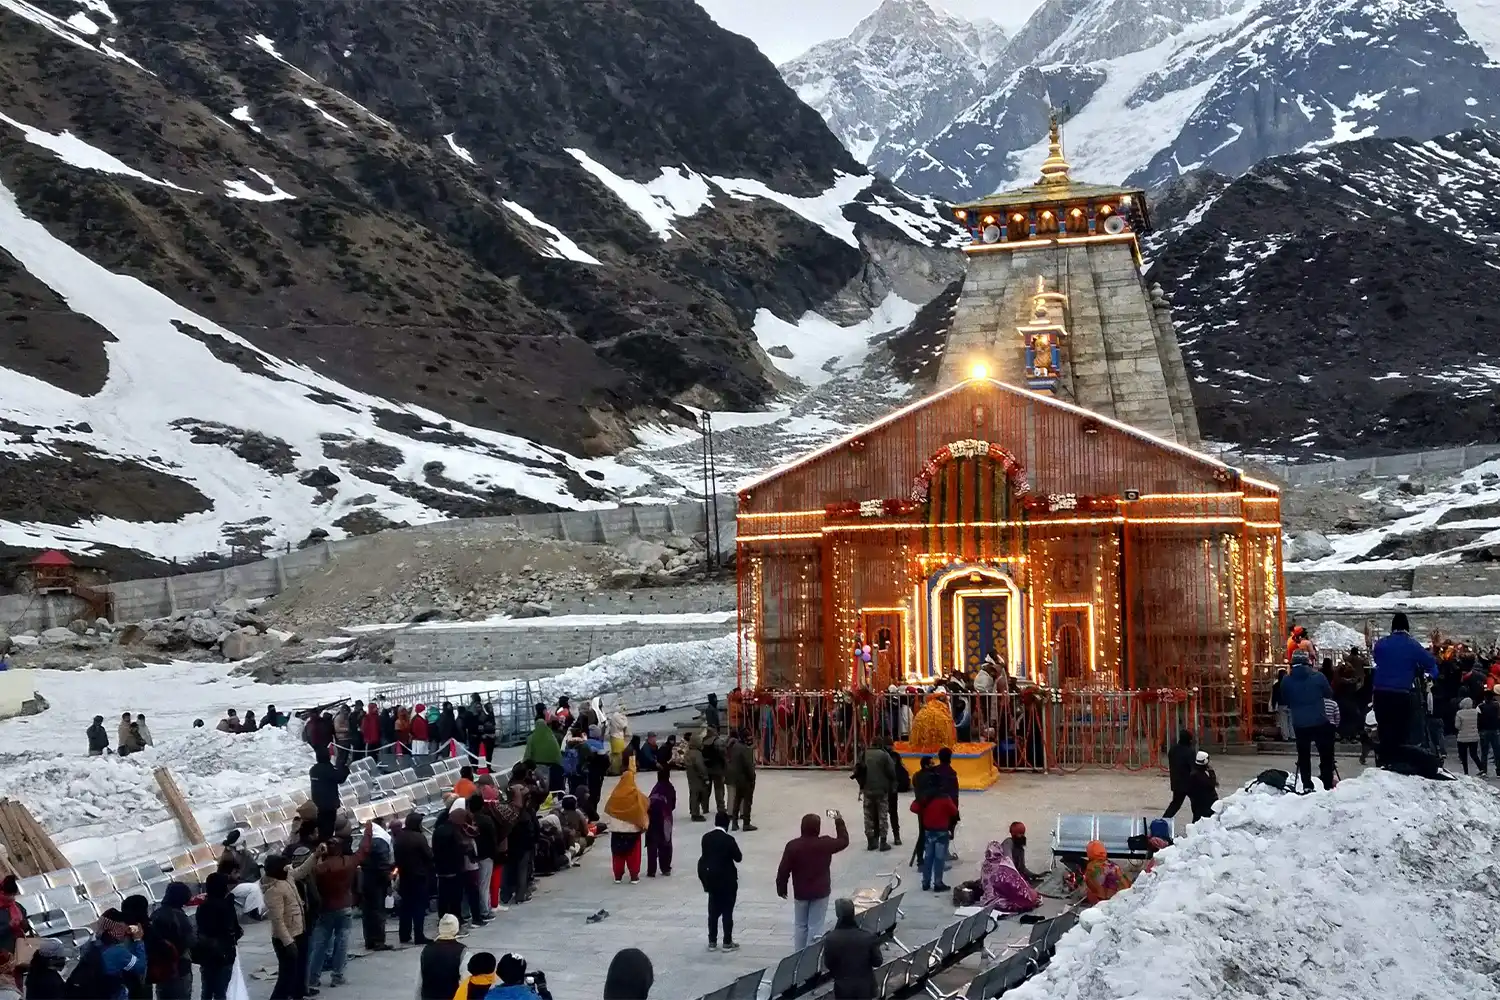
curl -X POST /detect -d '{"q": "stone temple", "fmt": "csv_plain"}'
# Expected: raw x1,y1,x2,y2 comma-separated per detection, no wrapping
937,117,1200,446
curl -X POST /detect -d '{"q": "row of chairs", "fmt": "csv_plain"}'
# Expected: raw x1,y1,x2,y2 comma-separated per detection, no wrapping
948,907,1081,1000
692,897,999,1000
11,753,471,945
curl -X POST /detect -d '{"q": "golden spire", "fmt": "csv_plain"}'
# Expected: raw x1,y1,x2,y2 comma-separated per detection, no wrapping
1038,110,1070,187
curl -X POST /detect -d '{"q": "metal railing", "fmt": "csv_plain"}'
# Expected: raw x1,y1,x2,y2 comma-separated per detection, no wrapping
731,688,1204,772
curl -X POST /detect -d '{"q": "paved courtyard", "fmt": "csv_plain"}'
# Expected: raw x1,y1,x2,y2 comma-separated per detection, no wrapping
231,748,1345,1000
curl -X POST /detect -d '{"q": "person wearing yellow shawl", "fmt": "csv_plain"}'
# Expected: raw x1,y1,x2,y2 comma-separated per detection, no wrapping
604,762,650,884
908,692,958,750
523,704,564,791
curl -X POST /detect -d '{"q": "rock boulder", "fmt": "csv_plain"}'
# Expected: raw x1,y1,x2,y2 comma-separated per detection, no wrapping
186,617,229,646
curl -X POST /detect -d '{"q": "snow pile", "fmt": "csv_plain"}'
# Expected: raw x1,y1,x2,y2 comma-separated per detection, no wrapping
537,633,735,702
1311,620,1367,653
0,727,312,835
1012,770,1500,1000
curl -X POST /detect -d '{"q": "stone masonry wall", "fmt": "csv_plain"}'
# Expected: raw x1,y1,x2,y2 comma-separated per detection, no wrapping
390,620,732,674
0,496,736,632
934,241,1194,445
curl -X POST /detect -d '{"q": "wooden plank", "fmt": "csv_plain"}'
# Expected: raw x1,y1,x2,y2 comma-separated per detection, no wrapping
153,767,204,845
0,800,43,876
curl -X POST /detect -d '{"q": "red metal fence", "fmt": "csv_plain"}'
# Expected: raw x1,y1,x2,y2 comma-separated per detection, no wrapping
732,688,1206,772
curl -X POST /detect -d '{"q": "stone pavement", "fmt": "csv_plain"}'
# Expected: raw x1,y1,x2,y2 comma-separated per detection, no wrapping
234,752,1339,1000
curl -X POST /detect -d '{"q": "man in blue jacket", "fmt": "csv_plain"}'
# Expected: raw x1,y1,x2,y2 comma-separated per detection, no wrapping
1371,613,1438,766
1279,647,1336,791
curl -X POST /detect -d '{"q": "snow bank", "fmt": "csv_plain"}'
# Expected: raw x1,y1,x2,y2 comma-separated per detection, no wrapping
0,727,311,835
1311,620,1367,653
1012,770,1500,1000
537,633,735,703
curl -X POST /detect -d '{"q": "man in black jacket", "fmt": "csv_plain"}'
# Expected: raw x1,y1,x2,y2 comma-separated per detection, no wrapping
87,715,110,756
698,811,742,952
1162,730,1196,820
148,881,197,999
361,820,396,951
309,748,350,839
430,811,468,923
393,812,434,945
821,898,881,999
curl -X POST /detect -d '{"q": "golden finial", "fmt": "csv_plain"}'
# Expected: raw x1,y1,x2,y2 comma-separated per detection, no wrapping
1038,110,1070,187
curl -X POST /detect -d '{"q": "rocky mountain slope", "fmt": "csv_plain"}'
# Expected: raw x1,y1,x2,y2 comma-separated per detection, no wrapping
1146,127,1500,457
0,0,958,574
790,0,1500,203
779,0,1006,174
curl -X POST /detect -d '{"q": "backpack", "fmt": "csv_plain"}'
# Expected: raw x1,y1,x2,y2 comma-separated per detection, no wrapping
1148,818,1173,843
66,941,118,1000
891,752,912,793
146,929,180,984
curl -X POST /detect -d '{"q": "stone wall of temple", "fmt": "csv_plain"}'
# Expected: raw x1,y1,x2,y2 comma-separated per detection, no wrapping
935,240,1200,446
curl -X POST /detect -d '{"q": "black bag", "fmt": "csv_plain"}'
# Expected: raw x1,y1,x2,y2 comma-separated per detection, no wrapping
66,942,114,1000
1384,746,1454,781
1250,768,1294,793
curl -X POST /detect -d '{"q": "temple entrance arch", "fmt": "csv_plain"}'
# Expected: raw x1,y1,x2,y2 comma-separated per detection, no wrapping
925,563,1024,680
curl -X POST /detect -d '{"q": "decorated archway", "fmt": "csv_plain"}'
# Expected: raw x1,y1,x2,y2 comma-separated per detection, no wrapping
923,563,1026,681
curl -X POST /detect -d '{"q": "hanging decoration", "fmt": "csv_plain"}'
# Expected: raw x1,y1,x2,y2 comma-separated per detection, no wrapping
910,440,1028,502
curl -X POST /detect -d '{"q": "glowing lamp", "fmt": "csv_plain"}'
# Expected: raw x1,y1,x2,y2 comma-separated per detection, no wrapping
955,209,967,220
969,361,990,380
1098,204,1112,215
1070,208,1083,217
1041,210,1053,218
1012,214,1024,222
981,214,996,225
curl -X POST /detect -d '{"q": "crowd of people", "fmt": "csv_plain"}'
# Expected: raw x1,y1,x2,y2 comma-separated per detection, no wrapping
1272,613,1500,786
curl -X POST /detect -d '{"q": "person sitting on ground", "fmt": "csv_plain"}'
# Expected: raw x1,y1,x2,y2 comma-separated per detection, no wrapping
1185,751,1218,821
120,721,146,757
216,710,240,735
483,952,547,1000
193,719,205,729
1082,840,1131,905
454,951,497,1000
977,838,1041,914
602,948,653,1000
821,898,882,1000
1004,822,1044,883
417,915,465,1000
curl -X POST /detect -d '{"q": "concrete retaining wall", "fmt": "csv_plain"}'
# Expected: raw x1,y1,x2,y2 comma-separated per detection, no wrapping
0,495,736,633
548,584,736,616
1412,563,1500,598
391,620,733,674
1283,567,1414,597
1257,444,1500,487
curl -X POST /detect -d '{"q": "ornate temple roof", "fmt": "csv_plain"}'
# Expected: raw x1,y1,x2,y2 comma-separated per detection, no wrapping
952,116,1146,214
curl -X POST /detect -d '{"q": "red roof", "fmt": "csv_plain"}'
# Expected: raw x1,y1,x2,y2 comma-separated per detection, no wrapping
30,550,73,567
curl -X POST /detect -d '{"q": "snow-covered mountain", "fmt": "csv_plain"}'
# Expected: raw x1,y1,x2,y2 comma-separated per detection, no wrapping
792,0,1500,202
0,0,960,574
779,0,1006,170
1147,127,1500,457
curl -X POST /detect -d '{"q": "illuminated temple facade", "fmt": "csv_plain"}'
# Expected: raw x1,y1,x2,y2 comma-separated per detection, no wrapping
734,120,1285,711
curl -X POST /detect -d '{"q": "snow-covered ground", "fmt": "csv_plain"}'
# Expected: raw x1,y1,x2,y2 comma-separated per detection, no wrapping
1292,458,1500,570
1013,769,1500,1000
0,632,735,850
